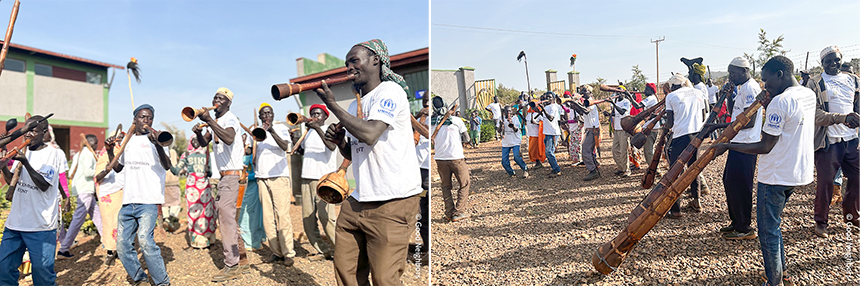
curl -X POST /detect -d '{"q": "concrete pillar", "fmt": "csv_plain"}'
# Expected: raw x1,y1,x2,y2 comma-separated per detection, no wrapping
545,70,557,91
458,67,475,114
568,71,580,92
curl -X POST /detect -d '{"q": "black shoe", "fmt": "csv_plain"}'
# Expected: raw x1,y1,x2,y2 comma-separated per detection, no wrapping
283,257,295,267
719,225,735,233
723,229,757,240
267,255,285,263
104,250,117,266
583,170,600,181
57,251,73,260
667,212,683,219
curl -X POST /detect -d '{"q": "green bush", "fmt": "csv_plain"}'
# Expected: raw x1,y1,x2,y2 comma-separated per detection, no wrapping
480,121,496,143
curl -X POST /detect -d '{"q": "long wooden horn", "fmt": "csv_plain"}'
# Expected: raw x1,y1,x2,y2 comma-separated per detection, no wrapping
0,0,20,78
271,74,356,101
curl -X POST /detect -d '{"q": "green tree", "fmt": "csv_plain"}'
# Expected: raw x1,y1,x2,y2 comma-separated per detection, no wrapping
627,65,648,92
849,58,860,74
160,122,187,156
495,83,522,105
743,29,788,78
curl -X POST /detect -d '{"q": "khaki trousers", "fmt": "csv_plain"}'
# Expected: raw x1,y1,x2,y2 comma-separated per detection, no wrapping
334,196,418,286
215,175,241,266
435,159,471,218
612,130,630,173
257,176,295,258
301,178,337,255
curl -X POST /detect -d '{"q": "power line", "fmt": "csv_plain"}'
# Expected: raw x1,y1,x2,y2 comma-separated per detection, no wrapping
432,23,653,39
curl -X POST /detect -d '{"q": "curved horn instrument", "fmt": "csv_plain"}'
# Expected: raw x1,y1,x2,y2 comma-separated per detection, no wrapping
286,112,309,126
142,125,174,147
620,98,665,136
239,122,267,142
181,105,218,122
592,84,752,275
1,137,29,162
641,129,670,189
631,109,666,149
317,92,363,204
272,74,356,101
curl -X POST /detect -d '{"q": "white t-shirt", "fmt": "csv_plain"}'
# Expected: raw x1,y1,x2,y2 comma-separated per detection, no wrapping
119,134,166,205
301,124,337,180
416,117,431,170
487,103,502,120
98,169,124,197
525,112,541,137
345,81,422,202
582,105,599,129
708,85,719,105
666,87,707,139
731,78,763,143
70,147,96,196
612,98,632,131
210,111,244,171
541,103,563,136
255,124,292,179
759,86,816,186
694,82,709,103
822,73,859,143
6,145,63,232
434,116,467,160
642,96,661,129
502,118,522,147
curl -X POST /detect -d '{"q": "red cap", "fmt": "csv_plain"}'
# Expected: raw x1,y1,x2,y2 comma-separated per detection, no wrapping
563,91,572,96
646,83,657,93
309,104,329,116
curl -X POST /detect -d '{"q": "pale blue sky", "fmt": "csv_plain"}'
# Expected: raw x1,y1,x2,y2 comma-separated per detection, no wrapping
431,0,860,92
8,0,428,131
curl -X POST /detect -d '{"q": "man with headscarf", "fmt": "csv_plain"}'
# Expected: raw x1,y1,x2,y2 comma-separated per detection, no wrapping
433,96,471,221
313,39,423,285
682,57,714,196
192,88,251,281
805,45,860,237
113,104,172,285
663,73,708,218
296,103,337,261
706,57,763,240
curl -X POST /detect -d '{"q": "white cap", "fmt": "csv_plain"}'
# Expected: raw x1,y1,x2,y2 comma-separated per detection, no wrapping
729,57,750,68
667,73,692,88
820,45,842,61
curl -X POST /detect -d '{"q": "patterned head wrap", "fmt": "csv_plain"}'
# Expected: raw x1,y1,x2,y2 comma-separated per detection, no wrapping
692,63,707,76
820,45,842,61
354,39,409,92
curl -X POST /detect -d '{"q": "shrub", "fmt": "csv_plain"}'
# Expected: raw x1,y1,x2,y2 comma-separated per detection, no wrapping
480,121,496,143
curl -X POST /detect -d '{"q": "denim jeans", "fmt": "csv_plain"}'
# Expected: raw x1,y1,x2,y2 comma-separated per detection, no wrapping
544,135,560,173
501,145,528,175
757,183,794,286
0,228,57,285
117,204,170,285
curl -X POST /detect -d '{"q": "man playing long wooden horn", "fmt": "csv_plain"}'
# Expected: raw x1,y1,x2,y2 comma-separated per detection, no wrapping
663,73,708,218
191,88,249,282
313,39,422,286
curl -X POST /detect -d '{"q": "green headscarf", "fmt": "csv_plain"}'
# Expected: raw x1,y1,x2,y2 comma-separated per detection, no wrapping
354,39,409,92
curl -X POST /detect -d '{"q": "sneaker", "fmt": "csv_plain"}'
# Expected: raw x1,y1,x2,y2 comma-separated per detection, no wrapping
283,257,295,267
723,229,757,240
719,225,735,233
104,250,117,266
509,173,516,178
57,251,73,260
211,264,243,282
533,162,543,169
522,171,529,178
452,213,471,222
583,170,600,181
814,224,828,238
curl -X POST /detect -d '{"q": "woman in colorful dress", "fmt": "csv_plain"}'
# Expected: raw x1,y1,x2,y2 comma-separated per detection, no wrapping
170,137,215,248
94,132,125,265
238,134,266,250
563,91,585,165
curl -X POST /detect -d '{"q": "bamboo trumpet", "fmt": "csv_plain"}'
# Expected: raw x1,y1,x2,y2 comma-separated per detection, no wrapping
272,74,356,101
181,105,218,122
142,125,174,147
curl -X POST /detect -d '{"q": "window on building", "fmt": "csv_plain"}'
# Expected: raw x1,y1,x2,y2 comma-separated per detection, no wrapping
34,63,52,77
86,72,102,84
3,58,25,72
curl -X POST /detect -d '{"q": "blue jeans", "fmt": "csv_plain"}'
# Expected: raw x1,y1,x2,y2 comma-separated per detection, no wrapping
117,204,170,285
501,145,528,175
757,183,794,286
544,135,560,173
0,228,57,285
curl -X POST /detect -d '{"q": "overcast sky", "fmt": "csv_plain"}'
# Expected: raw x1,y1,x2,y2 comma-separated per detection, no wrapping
431,0,860,92
9,0,428,132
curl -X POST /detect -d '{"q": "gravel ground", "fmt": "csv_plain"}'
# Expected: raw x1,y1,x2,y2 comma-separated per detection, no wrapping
17,195,429,285
431,126,860,286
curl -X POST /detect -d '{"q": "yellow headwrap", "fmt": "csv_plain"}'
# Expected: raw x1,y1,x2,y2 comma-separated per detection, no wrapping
259,102,272,111
216,87,234,101
692,63,707,76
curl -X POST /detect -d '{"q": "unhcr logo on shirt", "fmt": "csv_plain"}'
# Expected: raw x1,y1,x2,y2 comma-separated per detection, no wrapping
767,113,781,129
379,98,396,118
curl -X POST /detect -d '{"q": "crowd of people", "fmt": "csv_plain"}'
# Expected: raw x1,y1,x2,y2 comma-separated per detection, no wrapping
0,39,430,286
434,46,858,286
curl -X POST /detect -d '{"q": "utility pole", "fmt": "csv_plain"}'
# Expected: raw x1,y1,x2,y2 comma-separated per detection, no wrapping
651,37,665,90
804,51,809,71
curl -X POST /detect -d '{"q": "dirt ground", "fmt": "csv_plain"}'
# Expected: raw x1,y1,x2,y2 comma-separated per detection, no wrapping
430,127,860,285
13,192,429,285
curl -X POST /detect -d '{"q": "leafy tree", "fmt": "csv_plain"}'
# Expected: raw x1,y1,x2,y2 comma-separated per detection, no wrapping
627,65,648,92
495,83,522,105
849,58,860,74
743,29,788,78
160,122,187,156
